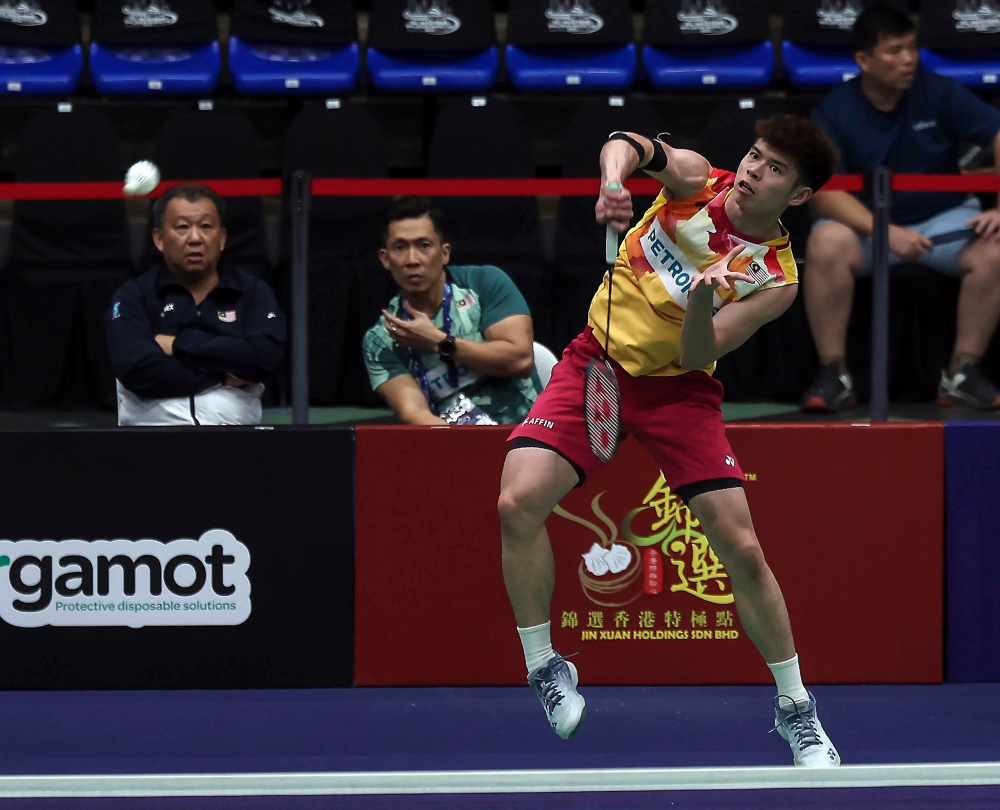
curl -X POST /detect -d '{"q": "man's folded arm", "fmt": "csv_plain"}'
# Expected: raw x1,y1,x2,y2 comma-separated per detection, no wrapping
105,282,222,399
172,281,287,382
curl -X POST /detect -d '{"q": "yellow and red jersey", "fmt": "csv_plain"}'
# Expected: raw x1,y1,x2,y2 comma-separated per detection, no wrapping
588,168,798,378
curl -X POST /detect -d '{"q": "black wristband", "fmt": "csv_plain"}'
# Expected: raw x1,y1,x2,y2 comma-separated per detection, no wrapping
608,131,646,165
607,131,668,173
646,138,668,173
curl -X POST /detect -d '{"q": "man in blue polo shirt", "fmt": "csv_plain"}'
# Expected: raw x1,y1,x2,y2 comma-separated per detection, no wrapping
801,3,1000,411
105,184,287,425
363,196,540,425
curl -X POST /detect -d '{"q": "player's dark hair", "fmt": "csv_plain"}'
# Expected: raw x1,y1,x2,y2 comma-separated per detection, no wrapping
852,3,914,55
152,184,226,230
382,196,448,245
754,115,840,192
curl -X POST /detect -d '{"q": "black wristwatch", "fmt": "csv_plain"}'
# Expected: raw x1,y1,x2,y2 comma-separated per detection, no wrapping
438,335,457,359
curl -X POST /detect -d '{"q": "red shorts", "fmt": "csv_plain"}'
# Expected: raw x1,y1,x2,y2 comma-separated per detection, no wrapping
509,328,744,490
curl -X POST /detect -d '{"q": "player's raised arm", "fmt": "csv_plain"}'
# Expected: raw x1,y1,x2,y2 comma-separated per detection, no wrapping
597,133,711,232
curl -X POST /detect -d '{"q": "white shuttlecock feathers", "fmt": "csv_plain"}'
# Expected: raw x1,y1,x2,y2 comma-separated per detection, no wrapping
123,160,160,196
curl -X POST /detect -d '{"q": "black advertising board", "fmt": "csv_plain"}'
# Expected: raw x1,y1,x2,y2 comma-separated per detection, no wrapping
0,428,354,690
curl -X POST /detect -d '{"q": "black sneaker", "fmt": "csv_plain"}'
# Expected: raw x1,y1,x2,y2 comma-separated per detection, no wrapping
937,364,1000,409
800,363,857,412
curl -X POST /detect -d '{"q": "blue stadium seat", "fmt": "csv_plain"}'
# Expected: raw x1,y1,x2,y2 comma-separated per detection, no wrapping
781,0,907,89
644,41,773,89
89,0,220,95
642,0,772,90
0,0,83,95
228,38,359,94
919,48,1000,88
918,0,1000,88
365,0,497,93
0,45,82,95
781,41,858,89
366,46,498,92
228,0,360,95
89,42,221,95
506,43,636,91
505,0,635,91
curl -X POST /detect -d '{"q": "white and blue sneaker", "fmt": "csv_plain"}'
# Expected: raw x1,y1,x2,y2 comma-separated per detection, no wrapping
527,653,586,740
774,692,841,767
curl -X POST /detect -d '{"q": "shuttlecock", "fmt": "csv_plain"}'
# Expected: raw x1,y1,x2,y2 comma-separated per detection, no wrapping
123,160,160,196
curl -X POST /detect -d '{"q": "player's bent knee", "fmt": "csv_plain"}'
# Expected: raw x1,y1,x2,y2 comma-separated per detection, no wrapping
712,530,766,583
497,486,546,537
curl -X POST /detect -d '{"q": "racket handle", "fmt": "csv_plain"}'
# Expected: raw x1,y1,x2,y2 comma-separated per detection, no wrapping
604,181,622,265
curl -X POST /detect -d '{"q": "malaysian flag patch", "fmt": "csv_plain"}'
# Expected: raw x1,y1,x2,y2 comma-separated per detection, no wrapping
218,310,237,323
745,261,773,286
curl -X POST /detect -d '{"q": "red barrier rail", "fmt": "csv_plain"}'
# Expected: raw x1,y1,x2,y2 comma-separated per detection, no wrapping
0,173,996,199
0,179,282,200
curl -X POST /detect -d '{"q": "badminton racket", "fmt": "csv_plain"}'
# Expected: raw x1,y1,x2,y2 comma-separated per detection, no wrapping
584,182,624,463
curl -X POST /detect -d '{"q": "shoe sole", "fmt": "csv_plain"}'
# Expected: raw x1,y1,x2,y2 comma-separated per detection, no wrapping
559,660,585,740
802,395,857,413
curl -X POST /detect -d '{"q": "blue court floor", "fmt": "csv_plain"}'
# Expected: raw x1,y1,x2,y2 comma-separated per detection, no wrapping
0,684,998,808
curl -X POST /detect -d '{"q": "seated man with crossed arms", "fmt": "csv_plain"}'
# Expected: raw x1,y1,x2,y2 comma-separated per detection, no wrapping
363,196,541,425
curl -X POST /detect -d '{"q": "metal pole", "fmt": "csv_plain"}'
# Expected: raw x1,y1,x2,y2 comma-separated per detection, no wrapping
870,166,891,423
290,170,310,425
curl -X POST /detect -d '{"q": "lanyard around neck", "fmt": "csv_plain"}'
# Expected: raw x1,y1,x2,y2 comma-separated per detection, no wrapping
399,278,459,414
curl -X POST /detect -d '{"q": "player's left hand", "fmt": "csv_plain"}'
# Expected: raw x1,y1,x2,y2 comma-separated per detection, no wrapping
154,334,176,355
596,181,633,233
382,303,447,352
966,209,1000,242
688,245,754,295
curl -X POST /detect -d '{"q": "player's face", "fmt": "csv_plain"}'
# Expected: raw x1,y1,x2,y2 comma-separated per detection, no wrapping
733,140,807,214
856,30,918,93
153,197,227,276
379,215,451,295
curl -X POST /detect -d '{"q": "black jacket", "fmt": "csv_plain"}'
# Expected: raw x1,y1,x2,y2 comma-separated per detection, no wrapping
105,263,287,400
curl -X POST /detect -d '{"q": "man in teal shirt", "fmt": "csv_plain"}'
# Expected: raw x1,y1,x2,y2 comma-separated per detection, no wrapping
363,196,540,425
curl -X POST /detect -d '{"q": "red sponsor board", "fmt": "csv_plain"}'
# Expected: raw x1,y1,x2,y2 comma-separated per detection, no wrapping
355,423,943,686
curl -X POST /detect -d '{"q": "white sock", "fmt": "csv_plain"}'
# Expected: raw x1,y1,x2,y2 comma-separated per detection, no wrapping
768,654,810,707
517,621,554,673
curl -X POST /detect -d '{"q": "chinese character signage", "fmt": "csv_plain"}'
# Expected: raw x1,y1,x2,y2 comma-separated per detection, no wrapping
354,424,944,686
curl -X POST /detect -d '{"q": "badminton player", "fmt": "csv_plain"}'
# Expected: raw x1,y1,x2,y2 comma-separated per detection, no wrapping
499,115,842,767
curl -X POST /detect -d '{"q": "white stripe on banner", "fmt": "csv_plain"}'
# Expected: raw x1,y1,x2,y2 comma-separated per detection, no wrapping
0,762,999,797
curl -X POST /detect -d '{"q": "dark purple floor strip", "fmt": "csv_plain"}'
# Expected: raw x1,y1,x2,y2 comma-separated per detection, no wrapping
1,685,998,808
1,684,997,775
3,787,1000,810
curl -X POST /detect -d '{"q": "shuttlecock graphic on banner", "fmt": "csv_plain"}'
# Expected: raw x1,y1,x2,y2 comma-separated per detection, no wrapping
123,160,161,196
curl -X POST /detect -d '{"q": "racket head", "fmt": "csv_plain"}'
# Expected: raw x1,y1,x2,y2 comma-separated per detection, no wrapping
584,356,622,463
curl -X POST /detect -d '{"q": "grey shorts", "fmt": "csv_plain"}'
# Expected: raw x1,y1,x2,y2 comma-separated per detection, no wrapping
811,197,982,278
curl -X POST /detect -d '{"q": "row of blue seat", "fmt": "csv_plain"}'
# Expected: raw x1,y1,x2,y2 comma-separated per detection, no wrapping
2,37,997,97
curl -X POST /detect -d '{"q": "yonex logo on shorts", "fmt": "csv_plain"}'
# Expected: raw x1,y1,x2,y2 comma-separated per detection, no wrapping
726,455,735,466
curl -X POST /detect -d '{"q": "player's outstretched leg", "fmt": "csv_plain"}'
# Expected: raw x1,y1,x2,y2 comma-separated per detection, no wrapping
687,486,841,767
498,445,584,739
